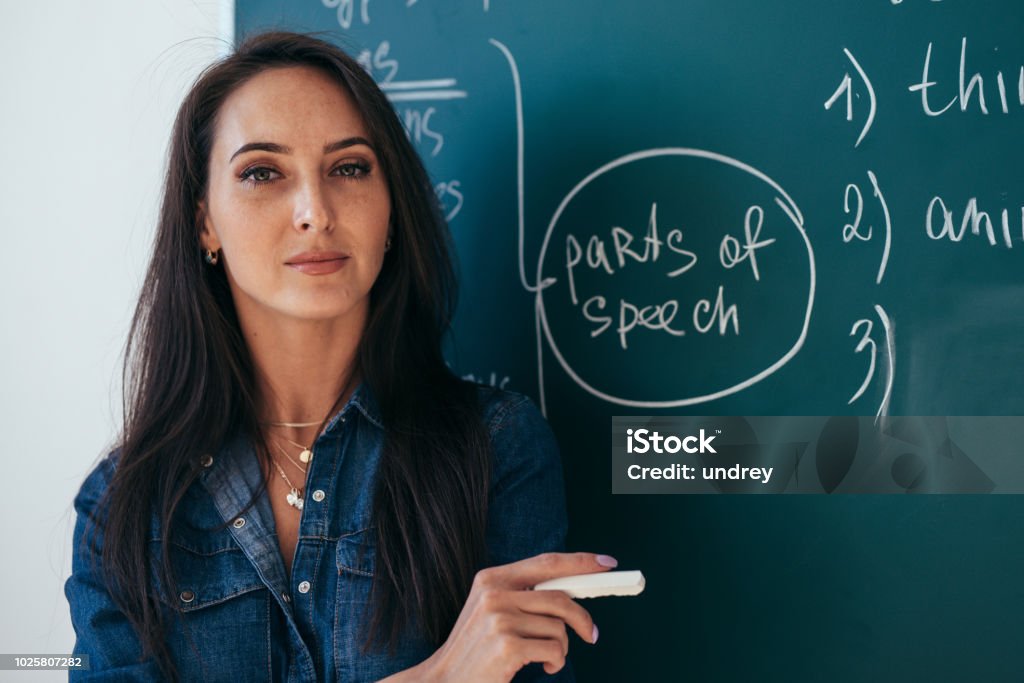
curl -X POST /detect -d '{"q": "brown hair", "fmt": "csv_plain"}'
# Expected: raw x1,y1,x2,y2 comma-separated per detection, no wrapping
82,30,491,681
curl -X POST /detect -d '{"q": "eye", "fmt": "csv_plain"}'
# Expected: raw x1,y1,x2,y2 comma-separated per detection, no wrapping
333,161,372,179
239,166,279,187
238,161,372,189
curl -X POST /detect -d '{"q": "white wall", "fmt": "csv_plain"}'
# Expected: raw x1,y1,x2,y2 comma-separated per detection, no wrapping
0,1,232,678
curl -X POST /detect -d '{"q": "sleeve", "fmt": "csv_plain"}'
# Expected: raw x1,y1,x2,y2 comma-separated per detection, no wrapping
63,454,165,681
483,393,577,683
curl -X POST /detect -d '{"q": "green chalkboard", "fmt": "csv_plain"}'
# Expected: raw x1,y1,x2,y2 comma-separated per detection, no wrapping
236,2,1024,680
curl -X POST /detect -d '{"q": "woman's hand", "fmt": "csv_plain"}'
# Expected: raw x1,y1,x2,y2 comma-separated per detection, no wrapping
417,551,618,682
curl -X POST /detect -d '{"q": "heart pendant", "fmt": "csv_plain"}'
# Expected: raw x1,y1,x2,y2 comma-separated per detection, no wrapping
286,489,304,510
299,449,313,464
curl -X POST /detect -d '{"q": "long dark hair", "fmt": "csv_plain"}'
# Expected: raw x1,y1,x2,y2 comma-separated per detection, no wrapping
82,30,492,681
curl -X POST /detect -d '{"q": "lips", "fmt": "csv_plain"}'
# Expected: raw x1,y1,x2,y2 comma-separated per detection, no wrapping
285,250,348,264
285,250,350,276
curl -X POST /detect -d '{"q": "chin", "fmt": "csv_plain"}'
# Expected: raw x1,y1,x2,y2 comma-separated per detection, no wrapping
280,298,365,323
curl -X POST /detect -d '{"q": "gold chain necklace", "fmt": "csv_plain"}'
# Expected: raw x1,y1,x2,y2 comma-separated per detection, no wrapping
259,380,356,509
281,436,314,464
269,459,304,511
273,439,309,473
269,441,307,511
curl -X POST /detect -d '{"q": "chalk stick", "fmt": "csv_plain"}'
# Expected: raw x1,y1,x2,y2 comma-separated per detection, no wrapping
532,570,646,598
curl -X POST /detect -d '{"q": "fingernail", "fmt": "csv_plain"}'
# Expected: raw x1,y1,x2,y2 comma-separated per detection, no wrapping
591,624,600,644
596,554,618,567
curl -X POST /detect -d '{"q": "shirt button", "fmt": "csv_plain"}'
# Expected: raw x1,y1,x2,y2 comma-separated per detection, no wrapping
179,590,195,603
232,517,246,529
312,490,325,502
297,581,311,594
200,454,213,467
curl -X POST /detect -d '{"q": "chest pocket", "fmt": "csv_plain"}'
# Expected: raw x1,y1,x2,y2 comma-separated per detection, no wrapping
147,518,271,681
149,537,266,610
333,526,437,682
334,527,386,680
147,491,266,608
336,526,375,577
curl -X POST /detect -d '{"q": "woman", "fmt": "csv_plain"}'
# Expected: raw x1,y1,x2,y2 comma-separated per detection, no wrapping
64,30,616,682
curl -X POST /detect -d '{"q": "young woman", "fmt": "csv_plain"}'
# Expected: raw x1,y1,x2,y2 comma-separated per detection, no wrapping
63,30,617,682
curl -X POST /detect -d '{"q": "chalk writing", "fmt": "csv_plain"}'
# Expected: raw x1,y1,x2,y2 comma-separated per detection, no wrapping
845,305,894,421
461,371,511,389
910,38,1024,116
824,48,877,147
322,0,370,29
927,196,1023,248
719,206,775,281
842,172,892,284
403,107,445,156
535,148,813,409
434,180,464,222
357,41,468,101
333,0,1024,421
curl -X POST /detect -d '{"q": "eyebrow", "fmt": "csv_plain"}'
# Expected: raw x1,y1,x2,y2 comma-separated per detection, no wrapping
228,136,375,163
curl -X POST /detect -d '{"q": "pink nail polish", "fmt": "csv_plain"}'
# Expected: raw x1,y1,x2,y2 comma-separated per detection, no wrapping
591,624,600,644
596,554,618,567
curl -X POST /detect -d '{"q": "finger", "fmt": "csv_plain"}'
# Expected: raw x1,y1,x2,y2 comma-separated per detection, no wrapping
479,552,617,590
507,613,569,655
511,589,596,644
510,636,567,677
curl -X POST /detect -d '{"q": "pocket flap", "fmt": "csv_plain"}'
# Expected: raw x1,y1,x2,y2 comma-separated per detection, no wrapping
336,526,376,576
148,539,265,612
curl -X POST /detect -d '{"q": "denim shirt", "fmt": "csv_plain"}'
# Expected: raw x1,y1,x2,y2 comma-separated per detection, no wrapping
65,383,576,682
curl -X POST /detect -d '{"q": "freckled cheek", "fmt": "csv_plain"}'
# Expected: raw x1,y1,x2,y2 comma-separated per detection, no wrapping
220,228,284,286
337,183,390,233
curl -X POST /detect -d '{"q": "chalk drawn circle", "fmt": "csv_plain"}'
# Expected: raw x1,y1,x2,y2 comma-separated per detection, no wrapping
535,148,814,408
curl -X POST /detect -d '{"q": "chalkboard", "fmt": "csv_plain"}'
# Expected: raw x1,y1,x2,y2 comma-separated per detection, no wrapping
236,2,1024,680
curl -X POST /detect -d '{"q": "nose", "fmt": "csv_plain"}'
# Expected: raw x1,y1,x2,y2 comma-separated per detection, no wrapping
293,177,333,233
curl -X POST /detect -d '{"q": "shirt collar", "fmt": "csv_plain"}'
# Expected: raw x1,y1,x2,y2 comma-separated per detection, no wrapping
322,380,383,434
201,380,383,485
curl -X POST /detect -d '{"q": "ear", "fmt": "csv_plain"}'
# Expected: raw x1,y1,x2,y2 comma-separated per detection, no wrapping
196,199,221,252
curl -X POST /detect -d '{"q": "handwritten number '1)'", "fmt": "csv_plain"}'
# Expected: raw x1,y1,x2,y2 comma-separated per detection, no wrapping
824,48,877,148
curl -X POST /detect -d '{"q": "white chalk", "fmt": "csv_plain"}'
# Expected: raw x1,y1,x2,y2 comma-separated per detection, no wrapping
532,570,646,599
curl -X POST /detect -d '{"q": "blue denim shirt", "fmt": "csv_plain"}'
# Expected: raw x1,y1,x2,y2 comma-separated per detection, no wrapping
65,383,576,682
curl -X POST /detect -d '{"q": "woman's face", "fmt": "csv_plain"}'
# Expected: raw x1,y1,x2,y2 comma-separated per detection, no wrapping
198,65,391,328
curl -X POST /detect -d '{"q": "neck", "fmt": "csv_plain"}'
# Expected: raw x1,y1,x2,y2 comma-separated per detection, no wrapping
239,305,366,446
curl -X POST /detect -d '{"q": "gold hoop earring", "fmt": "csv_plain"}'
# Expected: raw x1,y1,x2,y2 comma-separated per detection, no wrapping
204,248,219,265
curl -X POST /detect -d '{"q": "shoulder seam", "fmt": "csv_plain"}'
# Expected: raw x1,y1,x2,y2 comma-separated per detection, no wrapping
487,393,532,435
